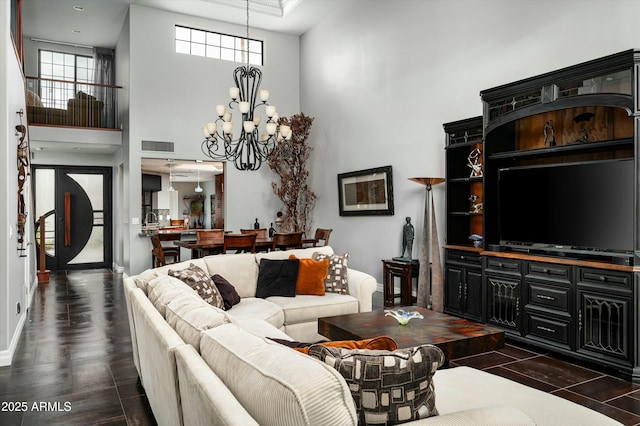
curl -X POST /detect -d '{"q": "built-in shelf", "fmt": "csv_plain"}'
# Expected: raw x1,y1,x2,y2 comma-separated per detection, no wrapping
488,138,633,161
450,212,483,217
448,176,484,184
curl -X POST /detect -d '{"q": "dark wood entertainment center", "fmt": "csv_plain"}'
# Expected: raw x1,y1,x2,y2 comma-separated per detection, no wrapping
443,49,640,382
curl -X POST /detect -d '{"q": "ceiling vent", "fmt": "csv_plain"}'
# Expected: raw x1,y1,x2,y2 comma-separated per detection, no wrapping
141,140,175,153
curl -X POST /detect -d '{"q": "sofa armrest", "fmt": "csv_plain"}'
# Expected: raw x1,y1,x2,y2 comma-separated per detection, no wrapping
346,269,377,312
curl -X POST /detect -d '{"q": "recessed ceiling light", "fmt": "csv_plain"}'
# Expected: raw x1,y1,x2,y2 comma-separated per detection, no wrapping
73,6,84,11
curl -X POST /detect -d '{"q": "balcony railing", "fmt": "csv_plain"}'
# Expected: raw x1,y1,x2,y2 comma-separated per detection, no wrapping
26,77,121,130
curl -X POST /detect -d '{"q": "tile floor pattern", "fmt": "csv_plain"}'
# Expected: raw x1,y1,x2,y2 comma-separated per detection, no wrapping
0,270,636,425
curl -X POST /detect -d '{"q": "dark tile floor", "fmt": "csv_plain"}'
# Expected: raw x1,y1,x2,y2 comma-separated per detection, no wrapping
0,271,638,425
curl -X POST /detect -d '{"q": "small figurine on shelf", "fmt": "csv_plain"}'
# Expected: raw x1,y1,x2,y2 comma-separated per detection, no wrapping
254,218,260,229
467,147,483,177
469,194,483,213
543,120,556,147
269,223,276,237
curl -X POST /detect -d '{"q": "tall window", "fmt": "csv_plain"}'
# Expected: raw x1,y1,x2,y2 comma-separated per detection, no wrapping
38,50,95,108
175,25,263,66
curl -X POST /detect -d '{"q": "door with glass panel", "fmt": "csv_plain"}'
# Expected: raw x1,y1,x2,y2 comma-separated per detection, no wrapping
34,166,112,271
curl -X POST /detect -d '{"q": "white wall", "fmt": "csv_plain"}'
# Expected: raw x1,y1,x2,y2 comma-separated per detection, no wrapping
300,0,640,281
123,5,300,274
0,0,36,365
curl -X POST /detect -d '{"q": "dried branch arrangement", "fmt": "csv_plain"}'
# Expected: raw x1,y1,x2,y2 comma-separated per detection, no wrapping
267,113,317,236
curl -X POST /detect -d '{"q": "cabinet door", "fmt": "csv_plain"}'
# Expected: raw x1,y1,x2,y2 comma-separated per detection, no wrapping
444,265,464,315
485,274,521,333
464,268,484,322
577,289,631,363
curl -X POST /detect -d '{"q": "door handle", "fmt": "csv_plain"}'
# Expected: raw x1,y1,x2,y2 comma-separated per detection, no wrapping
64,192,71,246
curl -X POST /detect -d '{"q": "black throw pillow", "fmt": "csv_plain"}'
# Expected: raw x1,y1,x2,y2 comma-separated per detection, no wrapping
255,258,299,298
211,274,241,310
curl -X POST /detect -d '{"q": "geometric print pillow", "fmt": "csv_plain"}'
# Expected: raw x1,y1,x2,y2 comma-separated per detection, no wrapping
307,344,445,425
168,263,225,310
312,252,350,295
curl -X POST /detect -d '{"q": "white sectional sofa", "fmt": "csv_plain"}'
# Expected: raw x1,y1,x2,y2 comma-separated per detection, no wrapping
124,246,622,426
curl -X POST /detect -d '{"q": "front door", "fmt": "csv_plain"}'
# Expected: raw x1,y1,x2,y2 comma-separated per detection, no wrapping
34,166,112,271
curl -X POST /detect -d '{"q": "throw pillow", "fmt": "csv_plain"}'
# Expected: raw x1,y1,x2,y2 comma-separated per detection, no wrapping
211,274,241,310
255,258,299,298
288,254,329,296
169,263,225,309
270,336,398,355
76,90,97,101
308,344,445,425
26,90,44,107
312,252,350,294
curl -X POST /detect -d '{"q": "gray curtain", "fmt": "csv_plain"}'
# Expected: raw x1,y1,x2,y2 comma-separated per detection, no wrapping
93,47,115,127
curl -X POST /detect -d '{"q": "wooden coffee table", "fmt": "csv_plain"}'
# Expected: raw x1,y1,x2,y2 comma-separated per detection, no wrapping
318,307,504,363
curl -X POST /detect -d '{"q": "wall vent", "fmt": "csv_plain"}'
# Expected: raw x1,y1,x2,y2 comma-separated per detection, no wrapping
141,140,175,152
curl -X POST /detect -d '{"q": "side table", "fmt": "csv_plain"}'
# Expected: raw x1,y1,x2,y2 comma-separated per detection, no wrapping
382,259,419,307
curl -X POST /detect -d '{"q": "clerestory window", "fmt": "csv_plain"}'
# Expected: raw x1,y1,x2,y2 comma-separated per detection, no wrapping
175,25,263,66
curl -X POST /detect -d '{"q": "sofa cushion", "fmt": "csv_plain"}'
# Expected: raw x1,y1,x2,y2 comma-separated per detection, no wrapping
308,344,445,425
289,254,329,295
211,274,241,310
146,274,202,317
256,245,334,262
256,258,299,298
133,268,161,295
200,323,357,426
267,293,359,325
201,253,259,298
169,263,225,309
165,296,229,352
312,252,350,294
224,297,285,329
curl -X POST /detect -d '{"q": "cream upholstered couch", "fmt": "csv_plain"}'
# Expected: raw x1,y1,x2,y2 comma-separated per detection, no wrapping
124,246,622,426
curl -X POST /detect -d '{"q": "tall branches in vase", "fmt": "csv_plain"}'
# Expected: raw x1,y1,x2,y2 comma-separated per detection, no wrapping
267,113,316,236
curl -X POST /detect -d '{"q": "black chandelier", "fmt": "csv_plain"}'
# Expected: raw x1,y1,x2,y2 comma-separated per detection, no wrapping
201,1,291,171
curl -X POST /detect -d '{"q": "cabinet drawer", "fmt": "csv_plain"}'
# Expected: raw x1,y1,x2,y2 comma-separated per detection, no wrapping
525,310,572,348
527,282,570,312
485,257,521,275
526,262,571,282
577,268,631,291
446,250,481,266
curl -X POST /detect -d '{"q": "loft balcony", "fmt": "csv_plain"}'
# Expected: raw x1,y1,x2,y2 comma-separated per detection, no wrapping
26,77,121,130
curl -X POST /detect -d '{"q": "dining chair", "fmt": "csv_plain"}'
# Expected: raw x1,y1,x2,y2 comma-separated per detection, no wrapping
150,234,180,267
196,229,225,241
305,228,333,247
271,231,304,251
240,228,268,239
223,233,257,254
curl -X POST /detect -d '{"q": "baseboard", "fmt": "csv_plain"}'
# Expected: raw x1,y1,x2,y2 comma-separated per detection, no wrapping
0,308,27,367
376,282,383,292
113,263,125,273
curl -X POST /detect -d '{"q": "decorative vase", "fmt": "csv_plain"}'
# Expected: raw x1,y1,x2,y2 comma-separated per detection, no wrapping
384,309,424,325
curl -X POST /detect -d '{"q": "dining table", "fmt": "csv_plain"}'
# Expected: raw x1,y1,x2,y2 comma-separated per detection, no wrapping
174,238,273,259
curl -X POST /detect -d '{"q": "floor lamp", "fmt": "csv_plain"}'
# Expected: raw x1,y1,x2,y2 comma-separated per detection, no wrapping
409,177,445,311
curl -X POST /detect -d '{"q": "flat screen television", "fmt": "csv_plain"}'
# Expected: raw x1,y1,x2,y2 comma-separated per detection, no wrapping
498,158,634,256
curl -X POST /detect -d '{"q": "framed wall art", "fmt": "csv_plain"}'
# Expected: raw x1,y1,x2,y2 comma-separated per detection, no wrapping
337,165,394,216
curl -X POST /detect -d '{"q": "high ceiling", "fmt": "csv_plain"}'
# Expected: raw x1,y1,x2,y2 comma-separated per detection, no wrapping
22,0,354,48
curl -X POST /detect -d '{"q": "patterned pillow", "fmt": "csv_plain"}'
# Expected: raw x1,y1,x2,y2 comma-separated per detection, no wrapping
312,252,350,294
308,344,445,425
169,263,225,309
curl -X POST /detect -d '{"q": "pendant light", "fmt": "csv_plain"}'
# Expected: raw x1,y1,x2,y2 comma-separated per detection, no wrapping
195,169,203,193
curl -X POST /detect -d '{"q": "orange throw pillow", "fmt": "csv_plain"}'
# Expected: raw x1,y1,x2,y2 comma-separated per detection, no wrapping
289,254,329,295
294,336,398,355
